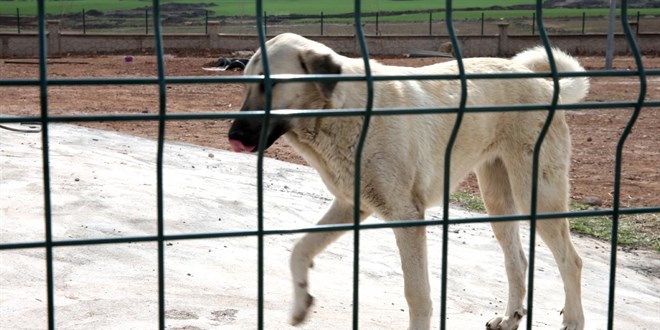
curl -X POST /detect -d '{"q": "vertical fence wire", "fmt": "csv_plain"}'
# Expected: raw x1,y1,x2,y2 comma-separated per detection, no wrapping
36,0,55,328
525,1,562,327
149,0,168,328
440,0,467,328
16,8,21,33
351,0,375,327
607,1,647,329
254,2,272,329
205,10,209,35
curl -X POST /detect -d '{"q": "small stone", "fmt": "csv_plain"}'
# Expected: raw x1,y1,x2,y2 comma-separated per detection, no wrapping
208,153,215,158
582,196,603,206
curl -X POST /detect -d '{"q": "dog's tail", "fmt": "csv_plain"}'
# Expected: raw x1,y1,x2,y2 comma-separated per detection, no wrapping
512,46,589,104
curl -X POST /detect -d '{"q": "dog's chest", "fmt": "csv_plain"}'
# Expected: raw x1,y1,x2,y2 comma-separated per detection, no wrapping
284,128,359,200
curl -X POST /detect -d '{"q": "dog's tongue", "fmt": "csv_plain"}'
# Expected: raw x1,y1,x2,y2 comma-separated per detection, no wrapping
229,139,256,153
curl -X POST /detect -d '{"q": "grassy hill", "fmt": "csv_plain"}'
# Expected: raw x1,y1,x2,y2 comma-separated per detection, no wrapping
2,0,658,19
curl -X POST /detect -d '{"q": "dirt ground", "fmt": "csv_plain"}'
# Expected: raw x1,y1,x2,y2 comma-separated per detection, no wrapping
0,53,658,213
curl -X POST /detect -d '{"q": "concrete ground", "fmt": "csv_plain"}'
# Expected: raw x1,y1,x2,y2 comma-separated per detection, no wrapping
1,124,658,329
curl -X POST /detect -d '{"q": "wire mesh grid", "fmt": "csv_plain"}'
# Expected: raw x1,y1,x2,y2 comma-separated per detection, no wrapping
0,0,658,329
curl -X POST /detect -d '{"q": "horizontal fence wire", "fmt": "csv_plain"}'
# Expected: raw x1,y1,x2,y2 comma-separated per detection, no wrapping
0,0,655,329
1,206,658,251
3,100,660,124
4,69,660,87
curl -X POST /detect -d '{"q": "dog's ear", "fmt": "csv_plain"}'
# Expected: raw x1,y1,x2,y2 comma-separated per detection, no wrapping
298,49,341,99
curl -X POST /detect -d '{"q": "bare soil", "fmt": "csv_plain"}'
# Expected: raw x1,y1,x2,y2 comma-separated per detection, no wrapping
0,54,658,213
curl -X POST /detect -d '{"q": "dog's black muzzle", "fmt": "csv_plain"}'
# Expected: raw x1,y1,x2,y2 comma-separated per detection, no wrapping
228,117,289,153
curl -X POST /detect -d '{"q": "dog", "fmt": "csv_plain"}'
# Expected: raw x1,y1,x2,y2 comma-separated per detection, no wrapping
228,33,588,330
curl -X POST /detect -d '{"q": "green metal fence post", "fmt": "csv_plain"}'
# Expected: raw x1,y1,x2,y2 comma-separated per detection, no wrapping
429,11,433,36
376,12,380,36
582,11,586,34
532,12,536,35
16,8,20,33
205,10,209,34
82,9,86,34
263,11,267,36
321,12,324,35
636,11,640,34
480,12,485,36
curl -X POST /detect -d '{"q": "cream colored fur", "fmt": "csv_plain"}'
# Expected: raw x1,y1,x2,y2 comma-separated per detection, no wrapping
237,33,587,330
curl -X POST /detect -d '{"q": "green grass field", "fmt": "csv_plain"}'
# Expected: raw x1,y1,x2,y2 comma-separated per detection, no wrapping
450,192,659,252
2,0,658,20
3,1,532,16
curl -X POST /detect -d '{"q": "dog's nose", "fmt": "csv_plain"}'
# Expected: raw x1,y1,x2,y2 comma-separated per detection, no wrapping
228,129,243,141
228,139,255,153
228,127,257,153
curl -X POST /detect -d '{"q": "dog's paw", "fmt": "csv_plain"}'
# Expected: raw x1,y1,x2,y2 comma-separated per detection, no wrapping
560,319,584,330
485,309,525,330
560,324,581,330
290,292,314,326
559,308,584,330
485,317,517,330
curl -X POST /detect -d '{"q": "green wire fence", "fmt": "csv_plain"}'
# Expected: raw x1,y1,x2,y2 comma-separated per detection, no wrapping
0,0,658,329
2,7,653,35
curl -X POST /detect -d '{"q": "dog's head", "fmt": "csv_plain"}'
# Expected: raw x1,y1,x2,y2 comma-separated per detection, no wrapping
228,33,342,153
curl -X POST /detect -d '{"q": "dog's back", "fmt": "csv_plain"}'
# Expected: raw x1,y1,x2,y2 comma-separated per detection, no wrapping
316,48,588,205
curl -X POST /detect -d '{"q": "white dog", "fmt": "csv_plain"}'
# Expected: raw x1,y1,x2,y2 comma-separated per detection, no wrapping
228,33,588,330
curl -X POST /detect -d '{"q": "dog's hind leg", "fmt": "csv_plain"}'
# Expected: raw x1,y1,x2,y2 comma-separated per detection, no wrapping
536,212,584,330
533,168,584,330
289,198,371,325
503,143,584,330
477,158,528,330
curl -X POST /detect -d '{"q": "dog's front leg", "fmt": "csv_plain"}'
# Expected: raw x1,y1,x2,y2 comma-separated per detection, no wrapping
289,198,371,325
393,225,432,330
